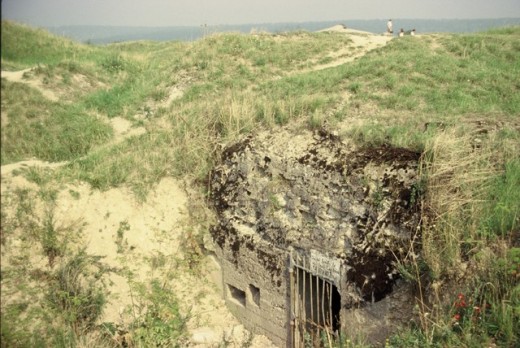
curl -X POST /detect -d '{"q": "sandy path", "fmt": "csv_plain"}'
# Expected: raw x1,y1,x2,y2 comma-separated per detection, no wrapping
310,26,392,72
1,68,60,101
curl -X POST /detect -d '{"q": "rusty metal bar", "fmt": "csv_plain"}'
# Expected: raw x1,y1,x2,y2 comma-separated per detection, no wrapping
309,266,314,334
319,282,323,345
289,258,295,348
296,269,302,347
303,260,307,346
322,277,326,331
328,280,333,329
292,256,342,348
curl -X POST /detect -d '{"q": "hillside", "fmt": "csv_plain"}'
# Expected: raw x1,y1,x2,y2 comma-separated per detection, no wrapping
1,20,519,347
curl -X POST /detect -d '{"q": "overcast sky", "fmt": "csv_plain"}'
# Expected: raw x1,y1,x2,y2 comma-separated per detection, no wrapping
2,0,520,27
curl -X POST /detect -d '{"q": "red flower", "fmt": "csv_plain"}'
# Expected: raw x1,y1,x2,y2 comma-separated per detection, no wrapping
453,313,461,321
456,300,466,308
453,294,467,309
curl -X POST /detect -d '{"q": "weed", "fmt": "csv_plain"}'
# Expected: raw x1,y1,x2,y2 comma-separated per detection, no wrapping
409,178,427,207
116,220,130,253
1,304,48,347
179,227,204,271
22,166,54,186
269,194,283,211
130,279,189,347
41,210,65,268
348,82,361,94
308,110,326,130
478,159,520,237
151,87,168,102
6,188,40,239
38,187,58,204
101,54,126,73
69,189,81,200
319,331,370,348
47,249,111,334
85,83,133,118
370,183,385,210
148,251,168,270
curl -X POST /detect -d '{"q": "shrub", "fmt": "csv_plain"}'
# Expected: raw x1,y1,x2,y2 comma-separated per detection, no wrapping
47,250,110,334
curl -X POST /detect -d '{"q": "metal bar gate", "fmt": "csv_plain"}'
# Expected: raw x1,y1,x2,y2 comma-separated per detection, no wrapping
289,252,339,348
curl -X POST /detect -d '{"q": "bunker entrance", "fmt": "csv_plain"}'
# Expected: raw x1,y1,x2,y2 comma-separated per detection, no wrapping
291,265,341,347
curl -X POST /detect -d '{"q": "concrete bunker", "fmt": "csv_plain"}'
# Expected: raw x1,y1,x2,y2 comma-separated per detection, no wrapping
208,128,422,347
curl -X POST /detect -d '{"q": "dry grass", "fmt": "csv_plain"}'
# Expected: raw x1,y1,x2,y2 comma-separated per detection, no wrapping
421,128,496,277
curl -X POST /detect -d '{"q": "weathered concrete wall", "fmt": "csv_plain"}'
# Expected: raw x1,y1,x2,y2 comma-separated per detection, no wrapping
209,127,422,346
211,227,289,346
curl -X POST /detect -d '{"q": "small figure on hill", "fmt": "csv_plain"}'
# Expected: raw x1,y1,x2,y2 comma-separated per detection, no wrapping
411,28,416,36
387,19,393,34
399,28,404,37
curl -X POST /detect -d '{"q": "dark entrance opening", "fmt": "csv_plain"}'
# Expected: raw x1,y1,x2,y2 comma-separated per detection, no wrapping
292,267,341,346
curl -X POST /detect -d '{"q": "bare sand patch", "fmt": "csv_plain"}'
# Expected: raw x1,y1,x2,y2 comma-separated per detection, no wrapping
1,68,59,101
109,117,147,142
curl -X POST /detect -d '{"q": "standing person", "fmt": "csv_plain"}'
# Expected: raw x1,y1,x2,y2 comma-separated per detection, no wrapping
399,28,404,37
387,19,393,34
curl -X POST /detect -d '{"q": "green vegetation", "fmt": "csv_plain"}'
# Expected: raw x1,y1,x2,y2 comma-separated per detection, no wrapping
129,279,188,347
1,20,519,347
0,79,113,164
0,21,89,69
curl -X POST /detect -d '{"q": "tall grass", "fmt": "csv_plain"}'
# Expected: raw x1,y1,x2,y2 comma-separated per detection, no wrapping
394,125,519,346
479,159,520,238
420,129,496,276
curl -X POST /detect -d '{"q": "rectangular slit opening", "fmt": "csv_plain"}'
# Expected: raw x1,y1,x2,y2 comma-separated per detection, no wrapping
227,284,246,307
249,284,260,307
